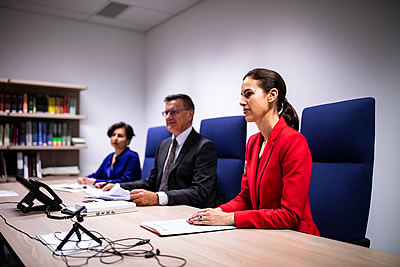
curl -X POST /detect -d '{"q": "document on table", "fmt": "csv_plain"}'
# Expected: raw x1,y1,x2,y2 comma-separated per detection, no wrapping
50,183,88,193
37,231,103,255
140,219,236,236
85,183,130,200
0,190,19,197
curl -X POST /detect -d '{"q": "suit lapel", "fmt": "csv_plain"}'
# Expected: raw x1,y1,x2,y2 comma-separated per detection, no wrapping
248,133,261,209
255,117,287,208
172,129,197,169
156,138,172,188
255,137,275,208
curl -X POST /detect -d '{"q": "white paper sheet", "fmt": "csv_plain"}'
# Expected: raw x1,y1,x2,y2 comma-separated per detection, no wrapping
50,183,88,193
0,190,19,197
37,231,103,255
141,218,236,236
85,183,130,200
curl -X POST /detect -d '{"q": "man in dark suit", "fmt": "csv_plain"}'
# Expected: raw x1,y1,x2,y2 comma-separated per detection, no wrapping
101,94,218,208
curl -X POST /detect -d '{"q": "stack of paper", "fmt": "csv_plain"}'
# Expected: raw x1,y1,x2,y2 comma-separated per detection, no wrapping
84,183,130,200
50,183,88,192
74,200,136,216
41,166,80,176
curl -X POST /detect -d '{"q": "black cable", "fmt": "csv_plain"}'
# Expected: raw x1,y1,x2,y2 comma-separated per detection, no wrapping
46,205,74,220
0,213,187,267
0,201,19,204
0,213,42,243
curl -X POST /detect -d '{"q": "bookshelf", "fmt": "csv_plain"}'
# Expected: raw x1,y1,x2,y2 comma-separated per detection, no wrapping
0,78,87,179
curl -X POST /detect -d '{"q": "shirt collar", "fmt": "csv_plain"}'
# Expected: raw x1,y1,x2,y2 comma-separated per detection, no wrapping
173,126,193,146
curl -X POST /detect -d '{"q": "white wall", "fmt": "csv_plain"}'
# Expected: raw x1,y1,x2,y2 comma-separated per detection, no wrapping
1,0,399,256
0,7,146,175
144,0,400,255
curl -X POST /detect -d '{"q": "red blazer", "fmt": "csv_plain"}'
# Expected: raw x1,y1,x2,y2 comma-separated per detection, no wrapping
220,117,319,236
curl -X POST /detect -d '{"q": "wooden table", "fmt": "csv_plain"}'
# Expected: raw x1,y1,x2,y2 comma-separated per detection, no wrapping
1,178,399,266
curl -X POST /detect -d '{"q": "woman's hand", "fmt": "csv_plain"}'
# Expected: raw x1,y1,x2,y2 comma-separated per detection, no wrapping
100,183,115,191
77,177,96,185
187,208,235,226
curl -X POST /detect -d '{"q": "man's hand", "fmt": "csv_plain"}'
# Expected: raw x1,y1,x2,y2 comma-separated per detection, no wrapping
130,189,159,206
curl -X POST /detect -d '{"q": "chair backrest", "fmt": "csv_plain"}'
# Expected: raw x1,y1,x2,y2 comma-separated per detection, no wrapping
300,97,375,245
200,116,246,202
142,126,171,179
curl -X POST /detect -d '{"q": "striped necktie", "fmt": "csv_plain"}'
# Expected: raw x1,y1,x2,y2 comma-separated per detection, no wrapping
159,138,178,191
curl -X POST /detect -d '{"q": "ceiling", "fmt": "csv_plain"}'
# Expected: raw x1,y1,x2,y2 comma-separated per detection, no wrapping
0,0,202,32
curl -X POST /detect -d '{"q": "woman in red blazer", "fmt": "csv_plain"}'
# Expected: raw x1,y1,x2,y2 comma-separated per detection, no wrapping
188,68,319,236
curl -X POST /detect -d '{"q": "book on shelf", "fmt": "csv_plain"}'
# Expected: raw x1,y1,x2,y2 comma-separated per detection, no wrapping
47,122,53,146
36,152,42,178
17,95,23,113
3,123,10,146
32,121,37,146
26,121,32,146
16,152,24,177
69,98,76,115
14,152,43,178
0,121,72,147
38,121,43,146
0,124,3,146
13,125,19,146
42,121,47,146
31,153,36,177
0,93,77,116
0,152,7,182
33,95,36,113
28,95,34,113
23,155,29,178
0,94,3,112
48,96,55,114
23,93,28,113
62,123,67,146
55,97,60,114
63,96,69,114
11,95,17,113
19,121,26,146
4,95,10,112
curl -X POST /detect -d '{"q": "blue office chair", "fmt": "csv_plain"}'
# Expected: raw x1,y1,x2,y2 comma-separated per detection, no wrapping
142,126,171,179
300,97,375,247
200,116,247,202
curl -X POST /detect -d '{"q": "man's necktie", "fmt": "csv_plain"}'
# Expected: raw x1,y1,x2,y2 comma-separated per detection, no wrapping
159,138,178,191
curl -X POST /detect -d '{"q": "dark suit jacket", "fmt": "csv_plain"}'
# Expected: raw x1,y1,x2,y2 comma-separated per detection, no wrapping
121,129,219,208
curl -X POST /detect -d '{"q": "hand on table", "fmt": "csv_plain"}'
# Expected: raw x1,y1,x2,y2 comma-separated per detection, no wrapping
187,208,235,226
130,189,158,206
77,177,96,185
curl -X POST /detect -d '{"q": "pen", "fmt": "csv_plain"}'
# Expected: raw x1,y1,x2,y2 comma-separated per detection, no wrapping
100,182,108,188
95,182,108,189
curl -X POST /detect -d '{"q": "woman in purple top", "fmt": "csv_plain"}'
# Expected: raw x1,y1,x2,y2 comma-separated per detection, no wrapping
77,122,141,186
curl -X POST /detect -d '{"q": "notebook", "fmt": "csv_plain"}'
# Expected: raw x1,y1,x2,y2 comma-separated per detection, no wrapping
140,218,236,236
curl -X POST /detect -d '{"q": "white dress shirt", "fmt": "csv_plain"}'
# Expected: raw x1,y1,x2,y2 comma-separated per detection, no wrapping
157,126,193,205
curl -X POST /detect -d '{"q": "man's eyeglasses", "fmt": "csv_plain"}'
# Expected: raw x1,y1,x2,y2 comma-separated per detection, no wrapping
161,109,190,117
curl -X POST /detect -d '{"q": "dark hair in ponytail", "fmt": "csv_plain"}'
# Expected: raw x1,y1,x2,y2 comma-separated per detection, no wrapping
243,68,299,131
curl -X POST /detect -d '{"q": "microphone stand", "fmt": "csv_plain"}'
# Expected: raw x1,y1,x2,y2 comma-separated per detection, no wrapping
56,205,102,251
